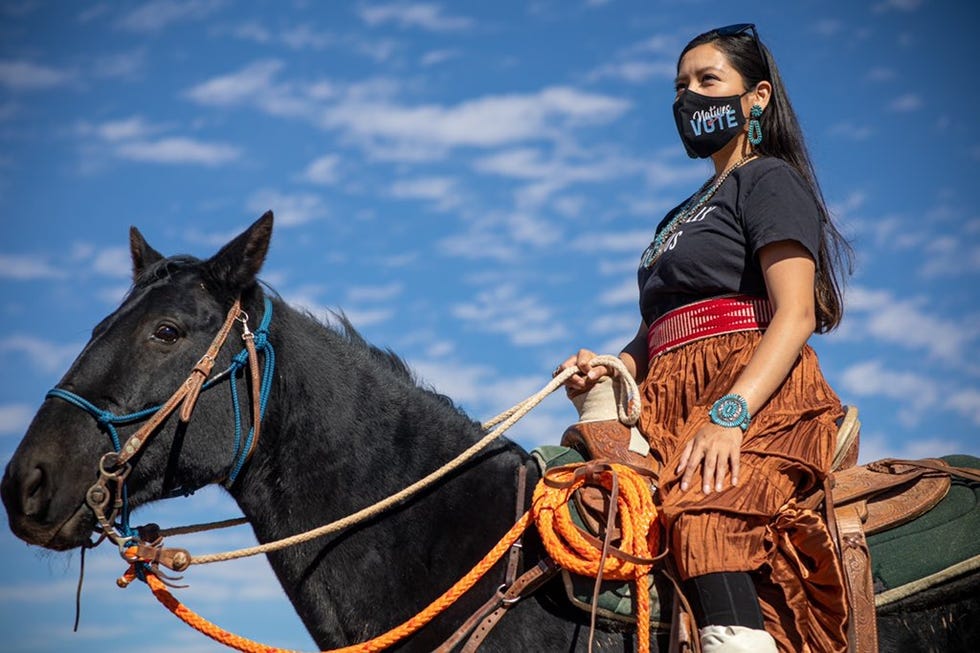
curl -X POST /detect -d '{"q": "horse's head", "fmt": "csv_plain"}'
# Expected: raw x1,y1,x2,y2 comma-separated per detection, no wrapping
1,212,273,551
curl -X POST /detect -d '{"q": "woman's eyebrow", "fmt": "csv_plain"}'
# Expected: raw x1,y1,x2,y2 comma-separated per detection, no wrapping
675,64,726,85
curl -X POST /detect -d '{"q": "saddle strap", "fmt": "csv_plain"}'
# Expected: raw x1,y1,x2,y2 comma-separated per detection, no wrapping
458,560,560,653
434,463,539,653
836,504,878,653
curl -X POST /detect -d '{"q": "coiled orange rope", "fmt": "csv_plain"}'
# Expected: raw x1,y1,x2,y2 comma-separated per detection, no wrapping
121,462,659,653
533,462,660,653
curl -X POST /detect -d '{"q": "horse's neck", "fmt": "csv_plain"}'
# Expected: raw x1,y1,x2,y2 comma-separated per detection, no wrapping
227,304,531,645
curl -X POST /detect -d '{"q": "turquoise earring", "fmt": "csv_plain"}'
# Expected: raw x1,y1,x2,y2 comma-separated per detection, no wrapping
748,104,763,146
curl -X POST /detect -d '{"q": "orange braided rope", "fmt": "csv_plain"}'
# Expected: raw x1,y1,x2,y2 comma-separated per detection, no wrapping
532,463,660,653
122,463,659,653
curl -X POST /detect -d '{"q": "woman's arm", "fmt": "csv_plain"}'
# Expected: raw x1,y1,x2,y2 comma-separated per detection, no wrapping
677,239,817,493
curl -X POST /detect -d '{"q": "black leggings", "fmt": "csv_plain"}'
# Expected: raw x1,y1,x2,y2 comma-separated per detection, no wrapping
682,571,765,629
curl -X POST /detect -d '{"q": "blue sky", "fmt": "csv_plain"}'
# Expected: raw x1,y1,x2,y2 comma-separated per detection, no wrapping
1,1,978,651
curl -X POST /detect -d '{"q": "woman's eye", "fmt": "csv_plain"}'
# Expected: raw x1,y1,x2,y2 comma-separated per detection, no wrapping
152,324,180,344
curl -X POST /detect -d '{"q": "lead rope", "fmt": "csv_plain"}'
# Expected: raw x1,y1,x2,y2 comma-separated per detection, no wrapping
170,355,640,567
122,461,660,653
118,357,658,653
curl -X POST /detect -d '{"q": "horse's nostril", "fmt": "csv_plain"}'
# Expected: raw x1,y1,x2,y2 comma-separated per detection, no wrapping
21,466,48,517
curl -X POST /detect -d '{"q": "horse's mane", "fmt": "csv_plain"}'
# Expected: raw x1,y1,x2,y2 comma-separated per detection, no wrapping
328,310,471,416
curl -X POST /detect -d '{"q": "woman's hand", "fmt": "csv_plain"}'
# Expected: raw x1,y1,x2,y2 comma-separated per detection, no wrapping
555,348,615,397
676,422,742,493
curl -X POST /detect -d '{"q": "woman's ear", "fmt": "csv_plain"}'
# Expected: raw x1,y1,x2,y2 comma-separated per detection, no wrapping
753,80,772,111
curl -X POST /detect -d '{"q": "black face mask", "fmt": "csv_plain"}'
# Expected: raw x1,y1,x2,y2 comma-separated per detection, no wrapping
673,90,747,159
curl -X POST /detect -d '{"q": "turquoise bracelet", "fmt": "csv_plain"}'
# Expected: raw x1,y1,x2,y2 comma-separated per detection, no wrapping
709,393,751,431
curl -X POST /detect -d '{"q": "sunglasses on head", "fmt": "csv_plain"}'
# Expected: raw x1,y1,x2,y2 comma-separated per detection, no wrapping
711,23,771,82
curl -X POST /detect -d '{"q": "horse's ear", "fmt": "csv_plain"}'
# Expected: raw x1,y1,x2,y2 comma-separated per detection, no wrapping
130,226,164,281
205,211,274,292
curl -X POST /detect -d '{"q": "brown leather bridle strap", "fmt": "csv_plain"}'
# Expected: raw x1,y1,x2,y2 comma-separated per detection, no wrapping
113,300,244,468
240,316,263,463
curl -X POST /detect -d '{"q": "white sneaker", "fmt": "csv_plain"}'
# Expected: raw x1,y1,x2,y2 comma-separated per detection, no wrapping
699,625,778,653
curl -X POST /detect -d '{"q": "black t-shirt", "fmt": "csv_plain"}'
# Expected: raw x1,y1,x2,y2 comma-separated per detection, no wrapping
637,157,822,324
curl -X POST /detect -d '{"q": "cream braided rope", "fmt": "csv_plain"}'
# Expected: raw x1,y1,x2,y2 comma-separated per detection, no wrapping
182,355,639,566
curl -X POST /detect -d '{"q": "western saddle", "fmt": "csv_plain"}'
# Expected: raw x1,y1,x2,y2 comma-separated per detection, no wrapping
559,378,980,653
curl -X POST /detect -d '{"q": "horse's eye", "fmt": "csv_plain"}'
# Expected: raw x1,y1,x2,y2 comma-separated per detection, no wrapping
152,323,181,344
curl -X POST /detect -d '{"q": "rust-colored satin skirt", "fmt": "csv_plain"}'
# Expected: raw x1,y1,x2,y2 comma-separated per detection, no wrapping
638,331,849,653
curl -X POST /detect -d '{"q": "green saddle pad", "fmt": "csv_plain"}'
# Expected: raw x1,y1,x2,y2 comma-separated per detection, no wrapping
868,454,980,600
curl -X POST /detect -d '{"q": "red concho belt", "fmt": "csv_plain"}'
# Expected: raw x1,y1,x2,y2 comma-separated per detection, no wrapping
647,294,774,359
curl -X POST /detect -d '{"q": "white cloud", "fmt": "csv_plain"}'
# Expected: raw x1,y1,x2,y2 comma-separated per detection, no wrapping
185,62,631,161
246,189,327,227
598,277,638,306
827,121,873,141
0,254,66,280
92,49,147,80
473,146,640,207
452,284,568,347
115,137,241,166
184,60,311,118
873,0,922,12
812,19,843,37
571,228,652,254
845,286,975,364
586,60,675,84
838,359,938,426
92,246,132,278
0,60,72,91
279,24,335,50
91,115,160,142
0,335,81,374
388,176,461,210
346,283,403,303
420,49,459,66
856,430,968,465
888,93,923,112
358,3,474,32
301,154,341,185
946,388,980,427
867,67,897,82
918,235,980,278
0,403,33,436
115,0,225,32
625,34,678,56
322,86,630,152
76,116,235,171
226,20,271,43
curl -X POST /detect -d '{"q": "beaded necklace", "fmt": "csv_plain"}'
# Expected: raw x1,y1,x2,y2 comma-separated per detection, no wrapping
640,154,757,268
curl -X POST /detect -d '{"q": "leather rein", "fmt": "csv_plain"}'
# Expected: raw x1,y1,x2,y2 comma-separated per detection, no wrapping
46,297,271,554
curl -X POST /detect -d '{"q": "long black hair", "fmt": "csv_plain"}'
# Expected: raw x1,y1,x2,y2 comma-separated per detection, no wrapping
679,28,853,333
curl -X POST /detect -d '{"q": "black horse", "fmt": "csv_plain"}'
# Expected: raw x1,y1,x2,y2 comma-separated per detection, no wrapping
2,214,977,652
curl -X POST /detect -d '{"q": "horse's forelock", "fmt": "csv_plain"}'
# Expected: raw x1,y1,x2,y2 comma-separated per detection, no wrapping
131,254,202,291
